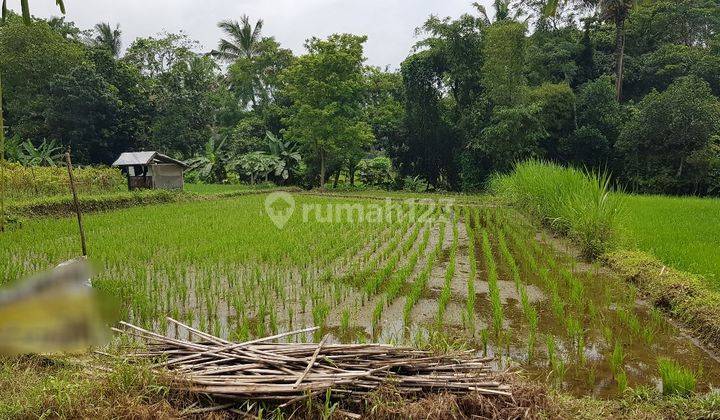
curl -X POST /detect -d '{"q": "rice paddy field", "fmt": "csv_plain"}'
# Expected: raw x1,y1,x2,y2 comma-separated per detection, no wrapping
2,192,718,404
621,194,720,290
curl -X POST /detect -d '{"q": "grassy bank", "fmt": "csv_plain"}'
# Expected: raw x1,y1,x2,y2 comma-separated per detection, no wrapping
5,184,291,220
603,250,720,349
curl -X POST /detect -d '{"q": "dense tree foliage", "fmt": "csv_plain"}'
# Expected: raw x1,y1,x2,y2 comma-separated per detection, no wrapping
281,34,374,188
2,0,720,194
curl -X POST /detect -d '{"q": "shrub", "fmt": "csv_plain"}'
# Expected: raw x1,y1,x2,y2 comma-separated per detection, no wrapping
356,156,395,188
490,159,623,258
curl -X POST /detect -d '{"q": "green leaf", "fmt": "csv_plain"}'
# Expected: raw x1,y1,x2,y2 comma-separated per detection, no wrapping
1,0,7,23
56,0,66,14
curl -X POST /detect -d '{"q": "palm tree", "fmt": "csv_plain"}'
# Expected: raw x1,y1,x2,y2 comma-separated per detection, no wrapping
1,0,66,231
599,0,636,101
93,22,122,57
545,0,637,101
1,0,66,25
474,1,524,24
212,15,264,61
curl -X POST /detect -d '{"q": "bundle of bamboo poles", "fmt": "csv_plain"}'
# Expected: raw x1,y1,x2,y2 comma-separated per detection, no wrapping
113,318,511,406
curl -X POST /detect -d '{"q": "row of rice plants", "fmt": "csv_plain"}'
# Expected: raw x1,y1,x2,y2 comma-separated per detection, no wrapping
403,221,447,325
436,216,459,326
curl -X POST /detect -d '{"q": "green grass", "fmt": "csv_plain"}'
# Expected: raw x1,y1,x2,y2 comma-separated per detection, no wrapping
184,183,272,195
621,194,720,290
658,358,698,397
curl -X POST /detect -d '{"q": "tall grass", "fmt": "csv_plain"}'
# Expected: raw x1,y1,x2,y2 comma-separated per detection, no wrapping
490,159,623,258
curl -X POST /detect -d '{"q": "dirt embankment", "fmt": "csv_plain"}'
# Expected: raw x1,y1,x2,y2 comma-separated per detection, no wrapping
603,250,720,351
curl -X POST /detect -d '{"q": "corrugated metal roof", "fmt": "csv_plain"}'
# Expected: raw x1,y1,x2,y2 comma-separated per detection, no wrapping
112,152,188,168
112,152,157,166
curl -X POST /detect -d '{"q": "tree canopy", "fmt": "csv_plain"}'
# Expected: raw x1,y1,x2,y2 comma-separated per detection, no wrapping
1,0,720,195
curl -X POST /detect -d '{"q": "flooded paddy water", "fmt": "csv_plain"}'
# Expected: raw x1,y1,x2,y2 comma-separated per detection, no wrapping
124,199,720,399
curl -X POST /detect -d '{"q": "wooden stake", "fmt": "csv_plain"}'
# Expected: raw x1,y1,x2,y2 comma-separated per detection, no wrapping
65,149,87,256
0,72,5,233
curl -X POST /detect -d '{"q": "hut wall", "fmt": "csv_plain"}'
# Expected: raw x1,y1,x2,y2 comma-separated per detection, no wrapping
150,164,184,190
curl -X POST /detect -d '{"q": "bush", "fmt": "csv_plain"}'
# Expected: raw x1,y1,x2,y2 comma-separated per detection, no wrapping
1,162,126,200
357,157,395,188
490,159,623,258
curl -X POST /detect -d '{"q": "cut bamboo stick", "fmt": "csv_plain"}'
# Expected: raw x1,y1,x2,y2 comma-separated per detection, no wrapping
109,321,511,408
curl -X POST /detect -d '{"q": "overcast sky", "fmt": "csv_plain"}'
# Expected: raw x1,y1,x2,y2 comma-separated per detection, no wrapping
8,0,494,68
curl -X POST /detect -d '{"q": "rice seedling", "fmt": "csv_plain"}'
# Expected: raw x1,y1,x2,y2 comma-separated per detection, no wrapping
546,335,566,384
340,309,350,332
437,217,459,325
481,229,504,337
464,220,478,333
372,296,386,336
497,230,520,291
609,341,625,380
658,358,698,397
480,328,489,357
403,221,445,325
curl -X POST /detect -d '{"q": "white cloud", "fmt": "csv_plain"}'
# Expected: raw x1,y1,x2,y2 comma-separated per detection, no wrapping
8,0,493,68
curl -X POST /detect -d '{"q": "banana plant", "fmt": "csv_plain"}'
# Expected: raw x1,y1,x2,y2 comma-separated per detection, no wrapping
19,139,64,166
185,134,231,183
265,131,301,181
234,151,280,185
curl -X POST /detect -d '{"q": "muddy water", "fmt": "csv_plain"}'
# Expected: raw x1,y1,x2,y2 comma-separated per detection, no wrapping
324,213,720,399
152,209,720,400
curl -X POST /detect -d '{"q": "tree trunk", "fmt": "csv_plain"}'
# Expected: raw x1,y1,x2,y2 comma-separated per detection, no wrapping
614,17,626,102
251,173,256,185
677,156,685,178
349,168,355,186
333,169,340,188
319,151,326,189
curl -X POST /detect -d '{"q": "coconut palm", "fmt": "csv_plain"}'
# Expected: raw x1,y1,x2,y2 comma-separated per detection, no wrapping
599,0,636,101
474,1,524,24
212,15,264,61
93,22,122,57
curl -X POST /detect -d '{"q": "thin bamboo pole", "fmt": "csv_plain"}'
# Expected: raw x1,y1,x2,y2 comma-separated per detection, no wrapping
65,149,87,256
0,71,5,233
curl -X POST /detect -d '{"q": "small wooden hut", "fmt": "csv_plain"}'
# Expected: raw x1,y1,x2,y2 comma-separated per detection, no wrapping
111,152,188,191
